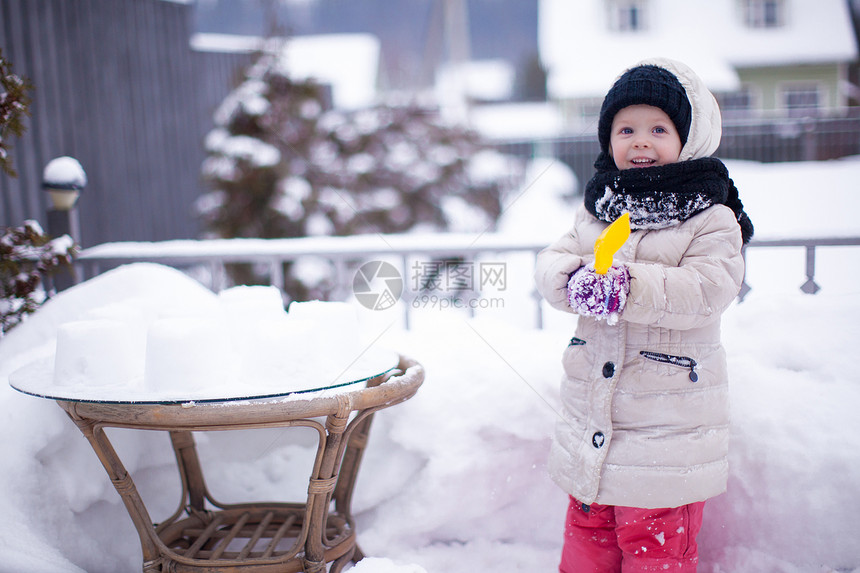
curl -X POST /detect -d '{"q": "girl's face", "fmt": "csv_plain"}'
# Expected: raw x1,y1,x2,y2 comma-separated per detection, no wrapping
609,104,683,170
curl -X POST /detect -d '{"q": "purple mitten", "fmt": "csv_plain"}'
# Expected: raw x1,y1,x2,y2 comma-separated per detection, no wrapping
567,264,630,324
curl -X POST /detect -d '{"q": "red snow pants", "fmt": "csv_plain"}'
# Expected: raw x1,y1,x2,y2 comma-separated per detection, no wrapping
559,496,705,573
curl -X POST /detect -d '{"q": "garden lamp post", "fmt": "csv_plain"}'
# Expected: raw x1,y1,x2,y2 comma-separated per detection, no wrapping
42,156,86,289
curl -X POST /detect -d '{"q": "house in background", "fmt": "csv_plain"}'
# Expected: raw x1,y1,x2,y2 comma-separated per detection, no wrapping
540,0,859,133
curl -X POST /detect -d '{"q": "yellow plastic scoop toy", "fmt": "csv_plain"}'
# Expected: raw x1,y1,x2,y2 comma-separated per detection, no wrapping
593,212,631,274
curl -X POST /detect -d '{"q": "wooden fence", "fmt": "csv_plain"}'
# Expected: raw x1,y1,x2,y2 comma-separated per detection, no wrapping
0,0,252,247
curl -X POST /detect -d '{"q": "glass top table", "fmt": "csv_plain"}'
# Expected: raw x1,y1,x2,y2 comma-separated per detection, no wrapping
10,351,424,573
10,347,400,405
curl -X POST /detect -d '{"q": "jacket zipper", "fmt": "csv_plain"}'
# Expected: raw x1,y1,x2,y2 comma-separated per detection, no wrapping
640,350,699,382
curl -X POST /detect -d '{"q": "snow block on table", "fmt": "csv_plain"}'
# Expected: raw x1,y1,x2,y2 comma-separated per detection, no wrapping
53,319,146,388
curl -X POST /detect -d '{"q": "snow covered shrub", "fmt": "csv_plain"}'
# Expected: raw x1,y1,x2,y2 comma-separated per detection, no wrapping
0,52,64,336
198,42,522,300
0,221,76,336
0,48,32,178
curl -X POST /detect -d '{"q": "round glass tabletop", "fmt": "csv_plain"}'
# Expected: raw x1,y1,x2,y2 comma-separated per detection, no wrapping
9,347,400,405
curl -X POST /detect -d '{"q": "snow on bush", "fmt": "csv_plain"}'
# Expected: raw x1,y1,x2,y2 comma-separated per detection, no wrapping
0,220,75,336
198,41,524,301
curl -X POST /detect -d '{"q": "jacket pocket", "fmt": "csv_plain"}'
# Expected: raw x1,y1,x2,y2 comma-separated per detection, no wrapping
562,336,591,383
639,350,699,382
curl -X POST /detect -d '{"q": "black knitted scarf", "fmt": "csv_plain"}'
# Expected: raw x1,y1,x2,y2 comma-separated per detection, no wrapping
584,156,754,244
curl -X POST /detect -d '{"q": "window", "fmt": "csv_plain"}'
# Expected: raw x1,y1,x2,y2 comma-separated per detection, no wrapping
581,99,603,126
742,0,786,29
781,83,823,116
608,0,648,32
720,86,757,118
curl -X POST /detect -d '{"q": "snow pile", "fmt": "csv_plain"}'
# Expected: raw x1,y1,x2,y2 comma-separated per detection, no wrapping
14,276,382,404
350,558,428,573
728,158,860,239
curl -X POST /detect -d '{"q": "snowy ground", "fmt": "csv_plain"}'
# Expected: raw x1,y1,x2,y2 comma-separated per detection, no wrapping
1,158,859,572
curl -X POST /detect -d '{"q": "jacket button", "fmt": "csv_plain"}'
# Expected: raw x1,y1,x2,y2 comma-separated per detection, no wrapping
602,362,615,378
592,432,605,448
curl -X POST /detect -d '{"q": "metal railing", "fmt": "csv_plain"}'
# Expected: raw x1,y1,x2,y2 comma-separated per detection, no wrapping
73,233,860,329
739,236,860,300
74,233,548,329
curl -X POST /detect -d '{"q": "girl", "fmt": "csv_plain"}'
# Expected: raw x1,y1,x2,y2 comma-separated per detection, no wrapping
534,58,753,572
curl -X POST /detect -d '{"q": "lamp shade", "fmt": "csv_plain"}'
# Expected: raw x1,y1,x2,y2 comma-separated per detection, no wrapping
42,156,87,210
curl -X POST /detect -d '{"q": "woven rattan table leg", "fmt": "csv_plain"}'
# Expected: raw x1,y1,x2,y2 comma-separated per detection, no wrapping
332,411,374,563
333,412,373,518
329,546,357,573
304,397,351,567
142,557,164,573
62,407,162,569
169,431,207,512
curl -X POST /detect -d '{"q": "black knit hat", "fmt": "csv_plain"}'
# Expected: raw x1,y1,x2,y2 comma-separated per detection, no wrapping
597,64,692,154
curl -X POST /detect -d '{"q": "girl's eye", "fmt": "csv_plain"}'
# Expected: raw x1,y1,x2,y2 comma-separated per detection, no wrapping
619,127,633,134
653,126,668,134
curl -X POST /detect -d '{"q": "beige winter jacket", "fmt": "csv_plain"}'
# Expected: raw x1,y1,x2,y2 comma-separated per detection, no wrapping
535,204,744,508
534,58,745,509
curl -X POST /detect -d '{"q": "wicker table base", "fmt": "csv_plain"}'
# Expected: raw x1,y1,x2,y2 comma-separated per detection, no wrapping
158,505,354,569
51,355,423,573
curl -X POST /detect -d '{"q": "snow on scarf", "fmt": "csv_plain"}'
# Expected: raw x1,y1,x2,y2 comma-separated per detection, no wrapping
584,156,754,244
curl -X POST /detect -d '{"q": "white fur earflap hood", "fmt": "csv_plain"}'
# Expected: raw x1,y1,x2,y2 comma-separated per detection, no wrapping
631,57,722,161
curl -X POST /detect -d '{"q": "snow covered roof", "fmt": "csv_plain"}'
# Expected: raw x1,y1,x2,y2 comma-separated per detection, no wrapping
540,0,859,99
190,33,263,53
468,102,565,140
191,33,381,109
436,59,516,103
